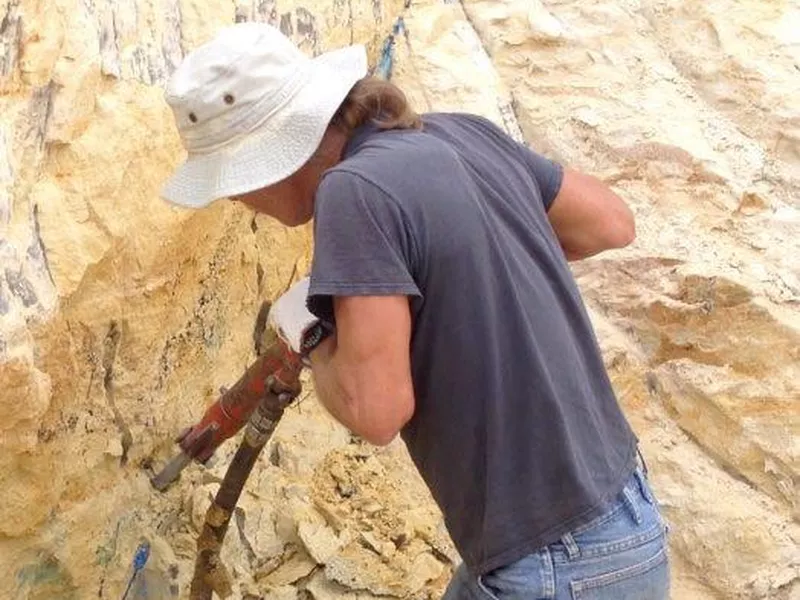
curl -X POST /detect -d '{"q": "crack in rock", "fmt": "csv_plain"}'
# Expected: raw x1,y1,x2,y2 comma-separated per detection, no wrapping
279,12,293,36
0,280,9,315
102,320,133,465
163,0,183,76
258,0,279,22
97,0,122,77
0,0,22,80
27,203,55,287
89,0,184,84
252,299,271,355
27,82,56,152
295,8,319,55
4,268,37,307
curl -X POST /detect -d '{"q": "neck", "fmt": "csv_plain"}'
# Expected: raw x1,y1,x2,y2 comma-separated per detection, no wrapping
313,127,349,170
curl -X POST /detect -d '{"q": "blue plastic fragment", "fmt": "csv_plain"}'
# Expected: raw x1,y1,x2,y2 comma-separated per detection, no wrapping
121,541,151,600
132,541,150,571
373,15,407,80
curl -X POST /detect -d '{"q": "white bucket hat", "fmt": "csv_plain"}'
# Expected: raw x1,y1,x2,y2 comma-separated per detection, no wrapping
160,22,368,208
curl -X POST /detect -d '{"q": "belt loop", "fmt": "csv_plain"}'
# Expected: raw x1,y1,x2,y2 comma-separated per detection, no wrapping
560,532,580,560
622,486,642,525
634,468,656,505
637,446,649,477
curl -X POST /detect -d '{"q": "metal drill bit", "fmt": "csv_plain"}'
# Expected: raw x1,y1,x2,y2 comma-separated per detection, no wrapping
150,451,193,492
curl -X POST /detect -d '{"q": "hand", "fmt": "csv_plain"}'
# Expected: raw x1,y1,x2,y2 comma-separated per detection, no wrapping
267,277,319,355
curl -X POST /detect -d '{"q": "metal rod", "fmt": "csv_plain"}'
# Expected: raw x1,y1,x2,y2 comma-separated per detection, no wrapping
188,382,295,600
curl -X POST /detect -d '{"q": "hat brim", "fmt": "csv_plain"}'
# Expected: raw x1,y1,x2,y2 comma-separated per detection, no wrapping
160,45,368,209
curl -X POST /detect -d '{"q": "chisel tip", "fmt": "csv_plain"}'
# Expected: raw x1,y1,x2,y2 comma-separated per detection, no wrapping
150,451,192,492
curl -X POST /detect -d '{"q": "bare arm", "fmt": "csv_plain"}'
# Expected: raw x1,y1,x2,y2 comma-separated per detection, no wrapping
547,168,636,261
308,295,415,446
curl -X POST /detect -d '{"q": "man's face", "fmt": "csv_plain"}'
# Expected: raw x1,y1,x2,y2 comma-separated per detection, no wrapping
229,130,346,226
229,166,317,226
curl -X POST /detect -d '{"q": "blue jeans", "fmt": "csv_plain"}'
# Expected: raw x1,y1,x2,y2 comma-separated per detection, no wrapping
442,467,670,599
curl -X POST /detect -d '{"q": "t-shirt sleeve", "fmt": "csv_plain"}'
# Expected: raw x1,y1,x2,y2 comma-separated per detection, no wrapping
514,141,564,211
307,169,422,324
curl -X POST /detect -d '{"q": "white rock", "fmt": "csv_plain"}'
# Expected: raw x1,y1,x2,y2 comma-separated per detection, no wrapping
298,519,346,564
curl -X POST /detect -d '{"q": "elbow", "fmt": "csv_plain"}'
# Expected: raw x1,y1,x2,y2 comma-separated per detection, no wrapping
353,392,414,447
609,214,636,249
361,427,401,447
567,215,634,261
602,202,636,250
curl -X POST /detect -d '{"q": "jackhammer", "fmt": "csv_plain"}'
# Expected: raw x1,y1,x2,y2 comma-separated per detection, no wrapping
150,335,305,599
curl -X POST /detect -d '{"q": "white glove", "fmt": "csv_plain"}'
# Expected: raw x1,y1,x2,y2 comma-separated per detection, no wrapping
267,277,319,355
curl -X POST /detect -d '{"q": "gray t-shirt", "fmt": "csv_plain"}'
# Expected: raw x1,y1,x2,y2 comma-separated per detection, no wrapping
307,112,637,576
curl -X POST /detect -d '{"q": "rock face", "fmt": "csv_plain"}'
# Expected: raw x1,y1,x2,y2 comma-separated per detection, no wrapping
1,0,798,599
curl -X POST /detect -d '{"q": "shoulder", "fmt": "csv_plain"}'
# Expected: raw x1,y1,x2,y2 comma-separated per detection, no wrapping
313,167,409,234
423,111,510,140
335,114,491,174
315,166,394,208
319,127,450,197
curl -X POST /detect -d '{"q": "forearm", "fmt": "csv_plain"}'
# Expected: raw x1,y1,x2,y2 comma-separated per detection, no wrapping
266,280,412,445
307,332,412,446
307,336,363,435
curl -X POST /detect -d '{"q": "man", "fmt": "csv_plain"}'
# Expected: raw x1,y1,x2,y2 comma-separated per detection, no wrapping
161,22,670,599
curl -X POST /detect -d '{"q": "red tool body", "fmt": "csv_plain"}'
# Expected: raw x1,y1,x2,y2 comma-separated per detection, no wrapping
151,337,304,491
